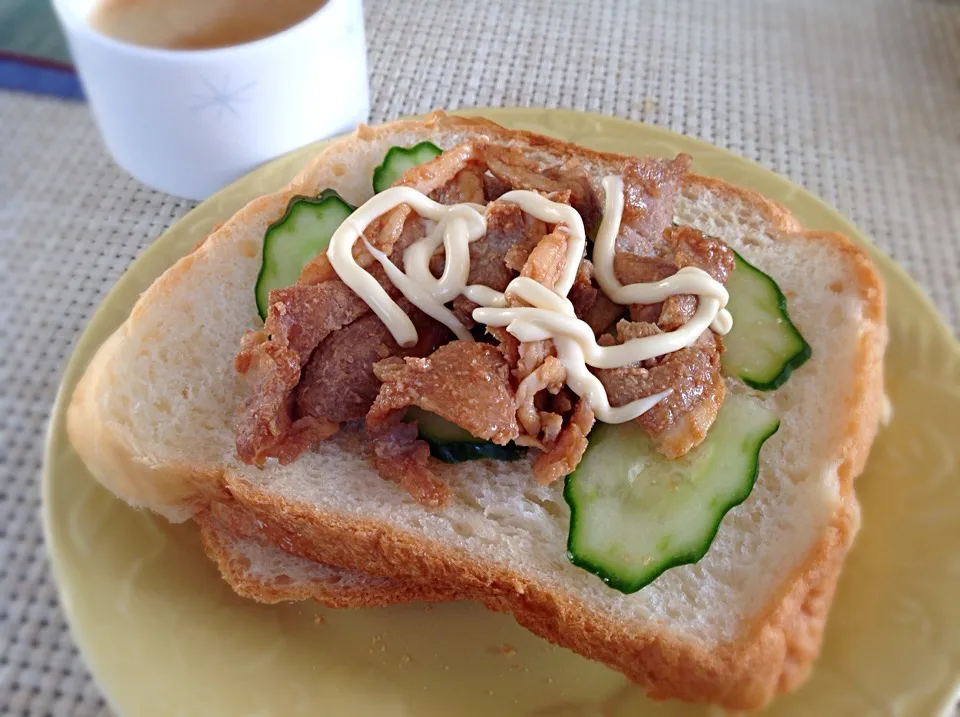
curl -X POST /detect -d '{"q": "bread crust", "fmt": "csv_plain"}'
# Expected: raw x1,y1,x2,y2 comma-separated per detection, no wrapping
196,502,467,608
66,111,888,710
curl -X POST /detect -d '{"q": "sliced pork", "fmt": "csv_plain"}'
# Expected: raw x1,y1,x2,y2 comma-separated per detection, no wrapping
236,139,731,486
370,423,449,507
595,324,725,459
367,341,520,445
295,308,450,425
532,400,596,485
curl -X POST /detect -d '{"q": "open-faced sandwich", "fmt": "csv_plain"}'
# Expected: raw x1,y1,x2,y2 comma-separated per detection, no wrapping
67,111,887,709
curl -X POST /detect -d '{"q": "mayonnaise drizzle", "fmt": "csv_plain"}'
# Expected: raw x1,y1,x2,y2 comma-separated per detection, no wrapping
330,188,488,345
593,175,733,334
327,177,732,424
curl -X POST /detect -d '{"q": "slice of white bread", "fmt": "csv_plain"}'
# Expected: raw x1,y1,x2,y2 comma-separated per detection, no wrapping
196,501,462,608
67,112,886,709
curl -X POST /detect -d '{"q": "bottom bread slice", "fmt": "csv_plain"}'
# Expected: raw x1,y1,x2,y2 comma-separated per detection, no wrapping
196,501,461,608
195,493,850,708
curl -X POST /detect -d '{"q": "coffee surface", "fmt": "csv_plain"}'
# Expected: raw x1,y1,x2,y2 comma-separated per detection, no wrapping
88,0,329,50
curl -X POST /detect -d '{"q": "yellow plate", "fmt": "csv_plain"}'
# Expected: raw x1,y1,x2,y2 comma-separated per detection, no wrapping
43,108,960,717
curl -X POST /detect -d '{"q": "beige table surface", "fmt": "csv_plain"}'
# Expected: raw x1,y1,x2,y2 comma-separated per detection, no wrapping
1,1,958,715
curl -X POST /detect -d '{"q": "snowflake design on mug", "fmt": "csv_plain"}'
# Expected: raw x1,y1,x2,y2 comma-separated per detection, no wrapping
189,75,257,120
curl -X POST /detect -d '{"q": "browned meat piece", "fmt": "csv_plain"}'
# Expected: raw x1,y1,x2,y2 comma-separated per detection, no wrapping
427,199,548,294
550,388,576,416
533,400,595,484
482,171,510,201
236,200,444,467
518,229,568,289
614,319,662,341
582,291,625,336
261,281,371,364
614,249,676,326
234,328,267,374
656,371,725,459
569,284,598,320
295,309,450,425
656,298,698,330
235,337,340,466
669,224,735,284
432,165,486,205
574,257,595,283
506,229,577,441
484,144,567,197
472,200,547,291
296,314,398,424
615,154,692,255
367,341,520,444
507,229,570,384
597,320,663,370
612,156,733,331
483,145,602,231
515,356,566,438
614,250,677,285
503,241,538,274
595,328,725,458
614,227,734,330
543,158,603,231
370,423,449,507
235,280,373,466
513,339,552,384
613,250,677,323
568,259,598,320
452,295,478,329
431,182,572,302
656,225,736,330
487,325,520,367
540,412,564,446
395,141,483,194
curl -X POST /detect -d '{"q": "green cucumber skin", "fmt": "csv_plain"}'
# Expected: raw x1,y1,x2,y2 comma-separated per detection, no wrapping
407,406,475,443
721,250,812,391
254,191,354,320
563,398,780,594
372,142,443,194
740,278,811,391
316,188,346,202
405,407,526,463
428,441,527,464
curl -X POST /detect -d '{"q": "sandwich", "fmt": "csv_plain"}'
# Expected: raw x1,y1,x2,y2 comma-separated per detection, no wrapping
67,111,886,709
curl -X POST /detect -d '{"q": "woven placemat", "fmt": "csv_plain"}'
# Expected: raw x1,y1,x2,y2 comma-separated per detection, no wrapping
1,0,958,714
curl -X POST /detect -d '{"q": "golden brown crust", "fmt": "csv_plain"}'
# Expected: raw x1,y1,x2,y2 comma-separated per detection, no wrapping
195,501,465,608
218,447,867,710
66,110,888,709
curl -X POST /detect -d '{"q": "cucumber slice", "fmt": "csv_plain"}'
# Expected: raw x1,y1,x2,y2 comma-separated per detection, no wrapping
254,191,354,320
431,442,527,464
405,407,526,464
721,251,811,390
372,142,443,194
564,393,779,593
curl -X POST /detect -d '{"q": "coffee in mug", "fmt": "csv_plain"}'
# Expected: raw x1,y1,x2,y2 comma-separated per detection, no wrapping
88,0,330,50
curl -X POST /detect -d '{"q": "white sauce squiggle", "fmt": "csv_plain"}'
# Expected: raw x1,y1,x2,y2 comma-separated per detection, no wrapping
593,176,733,335
327,177,732,423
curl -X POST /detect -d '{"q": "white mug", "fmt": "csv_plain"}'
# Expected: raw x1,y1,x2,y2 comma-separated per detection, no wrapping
52,0,369,200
